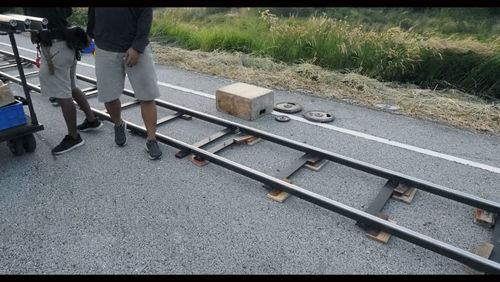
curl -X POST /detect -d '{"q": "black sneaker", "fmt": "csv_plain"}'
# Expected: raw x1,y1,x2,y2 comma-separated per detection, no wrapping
52,134,85,155
145,139,162,160
114,121,127,146
77,118,103,132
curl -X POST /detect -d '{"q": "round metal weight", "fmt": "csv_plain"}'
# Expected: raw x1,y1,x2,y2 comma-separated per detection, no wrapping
273,102,303,114
275,115,290,122
303,110,335,123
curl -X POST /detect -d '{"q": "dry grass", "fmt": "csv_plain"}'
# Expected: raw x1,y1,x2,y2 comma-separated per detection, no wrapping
423,36,496,55
152,43,500,135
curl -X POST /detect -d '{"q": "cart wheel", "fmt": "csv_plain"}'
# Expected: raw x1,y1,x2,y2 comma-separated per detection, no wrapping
7,138,26,156
22,134,36,152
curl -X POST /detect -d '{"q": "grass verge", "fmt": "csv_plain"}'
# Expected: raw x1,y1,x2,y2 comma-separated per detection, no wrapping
152,43,500,135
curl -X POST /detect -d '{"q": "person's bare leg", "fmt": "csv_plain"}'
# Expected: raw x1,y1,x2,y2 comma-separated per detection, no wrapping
72,88,97,122
104,99,122,125
140,100,157,140
57,98,78,138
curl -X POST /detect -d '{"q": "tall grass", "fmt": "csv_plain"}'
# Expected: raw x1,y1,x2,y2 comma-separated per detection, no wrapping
267,7,500,42
150,8,500,99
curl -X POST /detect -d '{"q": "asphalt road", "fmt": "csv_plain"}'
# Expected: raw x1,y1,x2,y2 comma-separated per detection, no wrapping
0,34,499,274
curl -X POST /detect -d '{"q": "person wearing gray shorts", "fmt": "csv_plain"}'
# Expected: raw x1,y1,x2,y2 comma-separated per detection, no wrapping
24,8,102,155
87,7,162,160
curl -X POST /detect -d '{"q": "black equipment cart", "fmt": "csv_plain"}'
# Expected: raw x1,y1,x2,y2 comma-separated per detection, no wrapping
0,14,47,155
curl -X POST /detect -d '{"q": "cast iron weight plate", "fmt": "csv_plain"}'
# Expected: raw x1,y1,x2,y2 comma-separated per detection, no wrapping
274,102,303,114
275,115,291,122
303,110,335,123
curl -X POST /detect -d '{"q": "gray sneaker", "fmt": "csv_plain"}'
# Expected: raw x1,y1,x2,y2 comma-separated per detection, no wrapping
145,139,162,160
114,121,127,146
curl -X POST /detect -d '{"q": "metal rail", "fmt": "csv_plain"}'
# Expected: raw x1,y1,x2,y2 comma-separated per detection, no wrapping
1,49,500,273
78,72,500,214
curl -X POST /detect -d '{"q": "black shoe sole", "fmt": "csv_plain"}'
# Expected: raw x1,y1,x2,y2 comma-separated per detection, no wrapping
145,147,162,160
52,139,85,155
78,122,103,132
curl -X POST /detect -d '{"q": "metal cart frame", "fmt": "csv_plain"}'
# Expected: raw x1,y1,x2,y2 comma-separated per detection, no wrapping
0,14,45,155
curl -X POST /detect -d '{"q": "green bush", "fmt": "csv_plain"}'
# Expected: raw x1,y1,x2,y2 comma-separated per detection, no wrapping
68,7,88,27
461,53,500,99
151,8,500,99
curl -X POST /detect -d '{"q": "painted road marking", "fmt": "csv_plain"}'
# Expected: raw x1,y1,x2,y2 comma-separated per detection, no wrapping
1,41,499,174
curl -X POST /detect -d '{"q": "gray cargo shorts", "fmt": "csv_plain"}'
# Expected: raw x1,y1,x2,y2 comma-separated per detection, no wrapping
39,40,77,99
94,44,160,103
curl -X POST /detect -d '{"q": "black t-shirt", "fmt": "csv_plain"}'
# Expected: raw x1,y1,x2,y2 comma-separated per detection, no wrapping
87,7,152,53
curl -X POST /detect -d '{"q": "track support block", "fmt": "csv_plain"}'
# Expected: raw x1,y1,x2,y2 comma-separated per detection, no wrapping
180,114,192,120
365,214,396,244
463,242,494,274
305,157,328,171
267,179,291,203
392,183,417,204
234,135,260,145
190,155,209,166
474,209,497,228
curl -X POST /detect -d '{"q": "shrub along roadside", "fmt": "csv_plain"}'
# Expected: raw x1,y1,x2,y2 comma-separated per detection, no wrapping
150,8,500,100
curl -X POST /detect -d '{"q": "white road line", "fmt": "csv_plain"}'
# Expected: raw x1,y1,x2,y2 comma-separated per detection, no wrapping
0,42,34,53
2,41,499,174
75,61,95,68
275,112,500,174
158,81,216,99
0,42,96,68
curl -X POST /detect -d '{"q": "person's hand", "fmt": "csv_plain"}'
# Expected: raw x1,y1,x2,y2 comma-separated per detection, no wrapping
124,47,140,67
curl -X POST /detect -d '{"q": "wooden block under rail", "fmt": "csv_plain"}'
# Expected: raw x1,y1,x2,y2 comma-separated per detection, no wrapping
392,188,417,204
234,135,260,145
392,183,417,204
473,209,496,228
304,157,328,171
463,242,494,274
267,179,291,203
365,213,396,244
190,154,209,166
